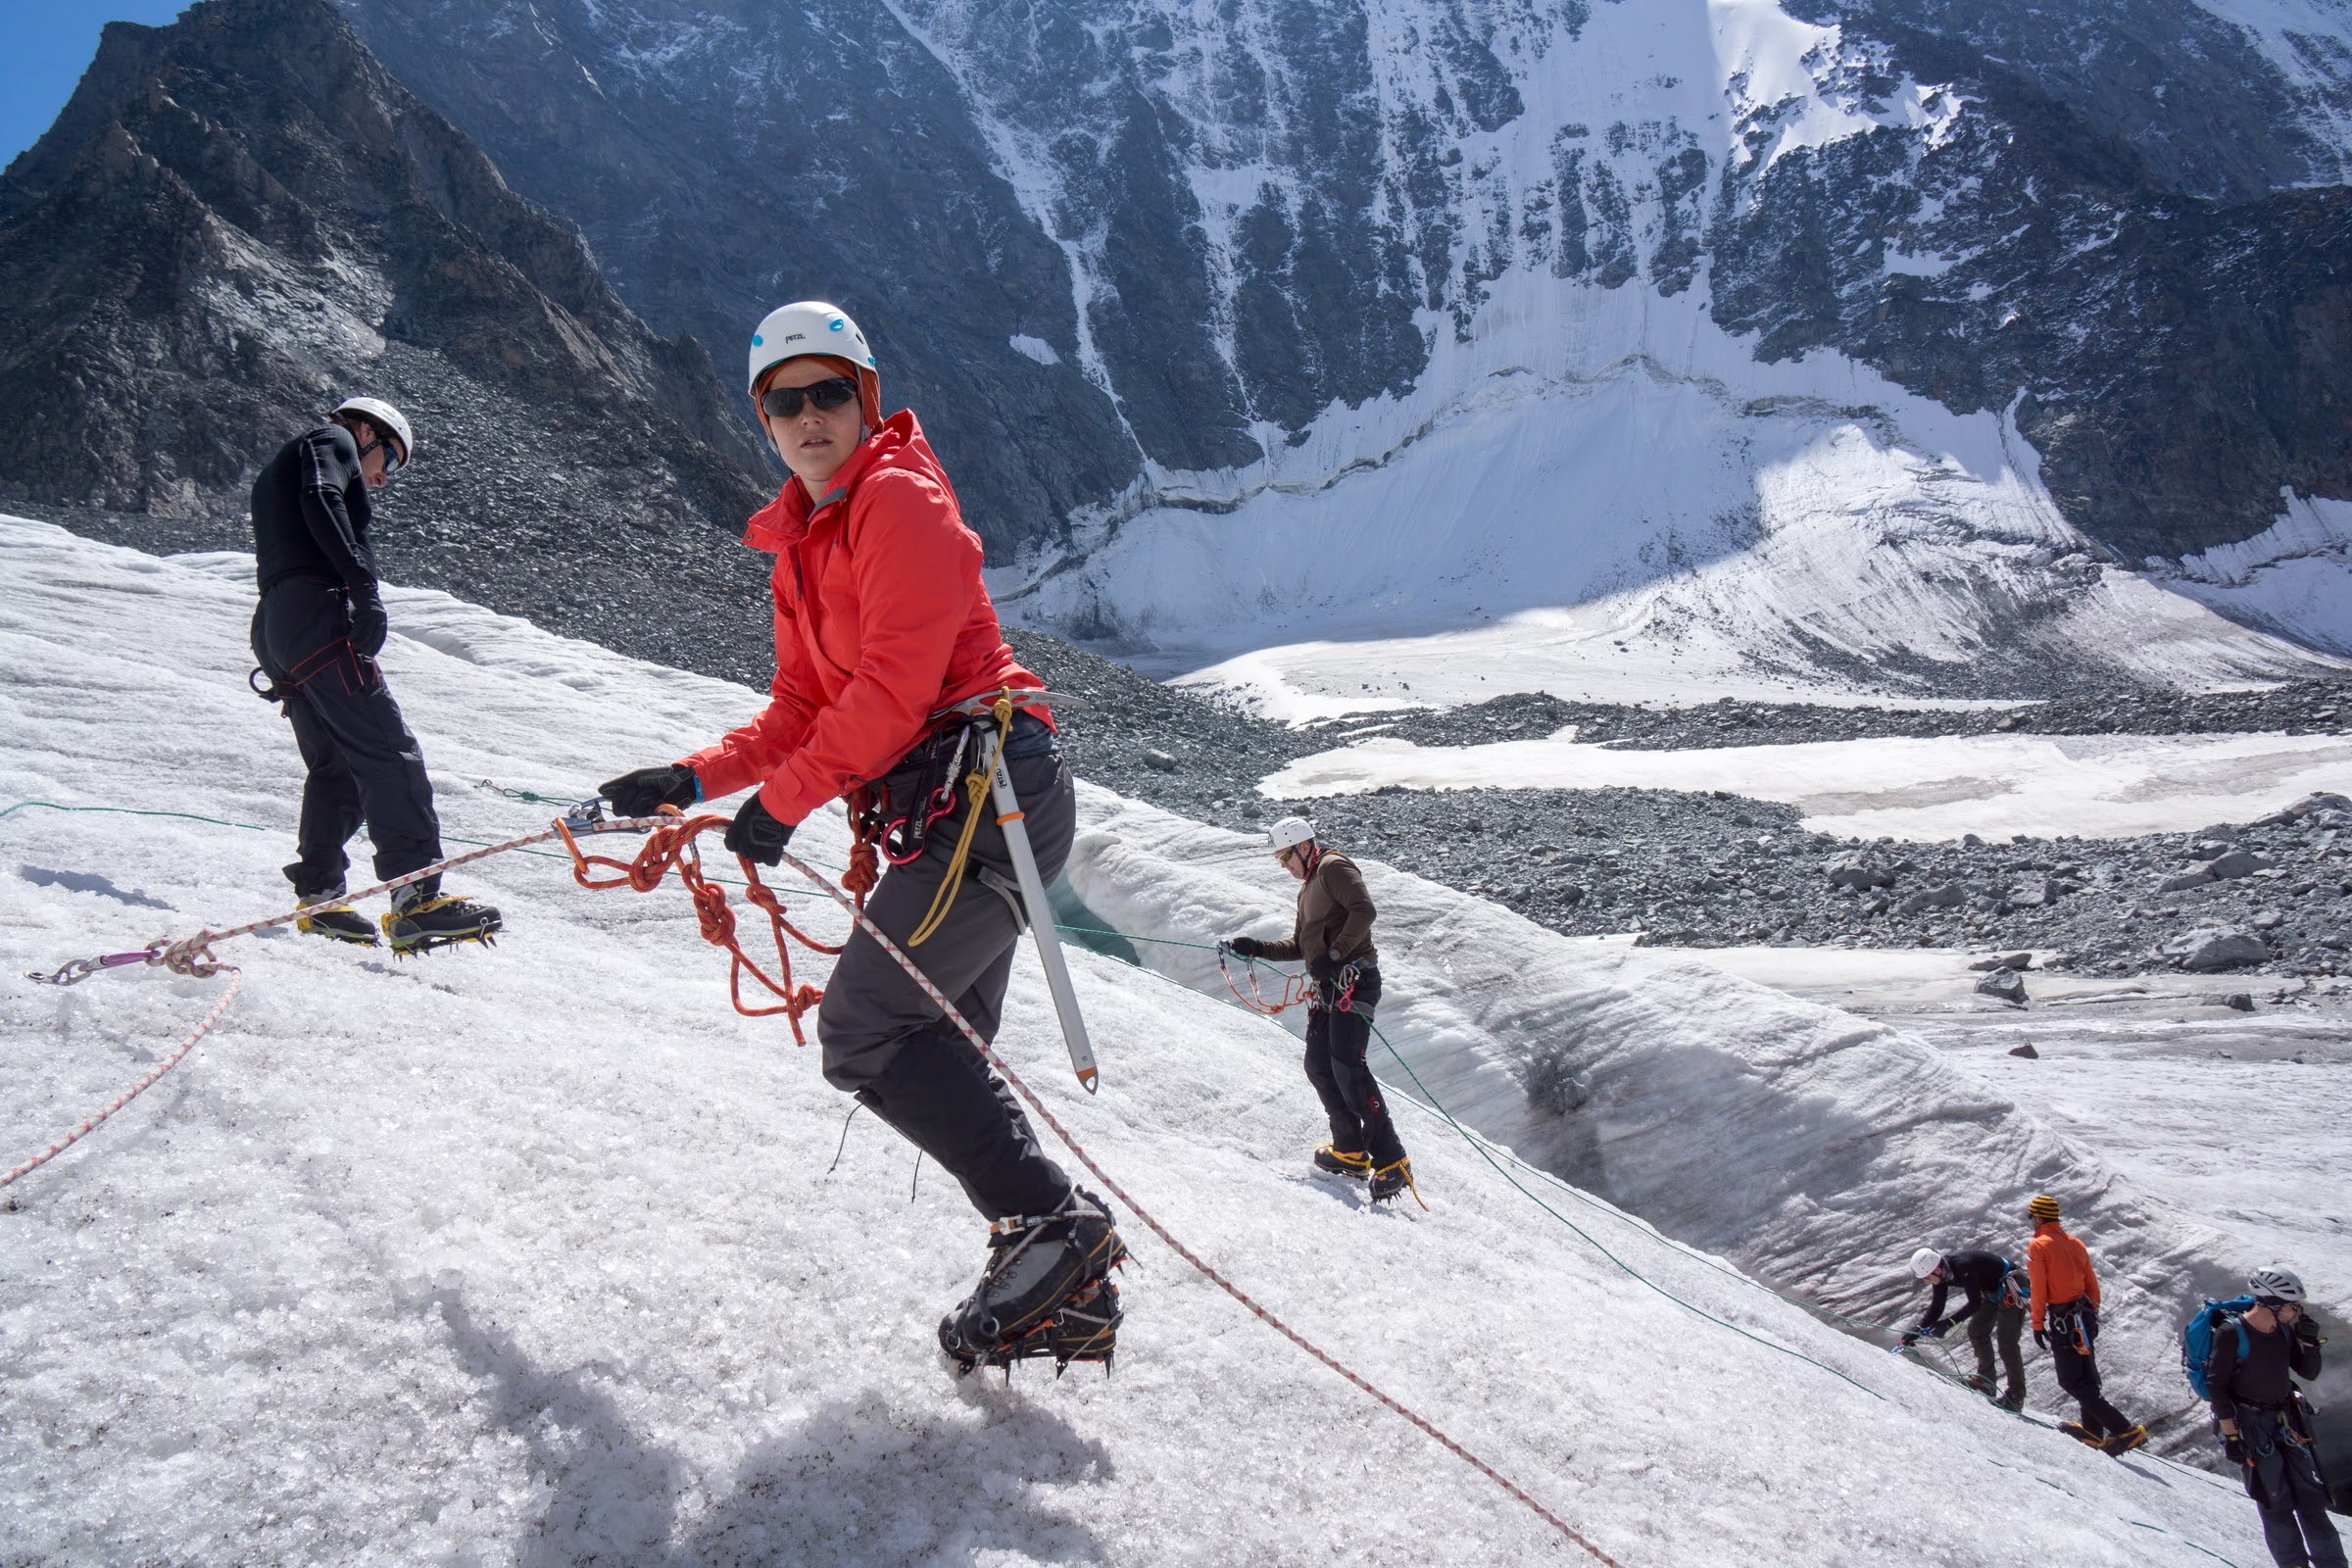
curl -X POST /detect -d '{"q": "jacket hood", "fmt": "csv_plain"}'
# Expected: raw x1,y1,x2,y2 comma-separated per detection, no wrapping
742,409,936,553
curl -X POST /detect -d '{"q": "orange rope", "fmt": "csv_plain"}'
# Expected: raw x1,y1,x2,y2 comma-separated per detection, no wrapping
555,807,839,1044
1220,949,1315,1015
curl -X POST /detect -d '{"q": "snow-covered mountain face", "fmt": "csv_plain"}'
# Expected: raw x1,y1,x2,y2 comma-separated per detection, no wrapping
340,0,2352,687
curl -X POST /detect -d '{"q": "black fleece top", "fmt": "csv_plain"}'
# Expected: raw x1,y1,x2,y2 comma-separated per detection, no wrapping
251,422,376,594
2209,1317,2324,1420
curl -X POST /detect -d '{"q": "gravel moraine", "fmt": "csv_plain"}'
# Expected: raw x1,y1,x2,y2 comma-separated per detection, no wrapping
1007,630,2352,981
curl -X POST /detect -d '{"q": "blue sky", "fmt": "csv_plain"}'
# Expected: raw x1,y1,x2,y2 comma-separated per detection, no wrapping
1,3,192,171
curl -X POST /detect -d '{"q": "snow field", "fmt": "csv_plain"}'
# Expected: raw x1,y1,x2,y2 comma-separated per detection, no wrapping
0,521,2274,1563
1257,726,2352,842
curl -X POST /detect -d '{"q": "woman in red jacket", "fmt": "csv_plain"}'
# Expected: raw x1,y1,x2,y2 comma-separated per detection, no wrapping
600,302,1122,1374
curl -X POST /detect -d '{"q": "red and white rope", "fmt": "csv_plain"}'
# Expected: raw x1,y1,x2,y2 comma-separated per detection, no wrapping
778,850,1623,1566
4,967,247,1190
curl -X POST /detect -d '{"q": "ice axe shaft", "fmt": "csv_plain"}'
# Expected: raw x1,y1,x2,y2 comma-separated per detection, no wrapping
941,690,1099,1094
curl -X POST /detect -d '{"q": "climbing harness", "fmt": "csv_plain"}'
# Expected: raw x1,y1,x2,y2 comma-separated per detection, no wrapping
872,722,972,865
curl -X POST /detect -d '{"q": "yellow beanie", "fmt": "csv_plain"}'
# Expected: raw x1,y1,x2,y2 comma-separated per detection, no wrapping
2028,1194,2061,1222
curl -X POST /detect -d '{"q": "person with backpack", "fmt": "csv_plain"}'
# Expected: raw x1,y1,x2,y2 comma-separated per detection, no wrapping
1901,1247,2028,1410
597,302,1124,1375
1220,817,1415,1204
2025,1193,2148,1453
2204,1267,2343,1568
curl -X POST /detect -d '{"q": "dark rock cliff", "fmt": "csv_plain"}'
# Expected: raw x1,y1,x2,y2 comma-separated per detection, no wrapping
0,0,780,682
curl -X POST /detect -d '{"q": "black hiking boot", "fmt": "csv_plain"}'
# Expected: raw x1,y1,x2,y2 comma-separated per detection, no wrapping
1995,1388,2025,1413
1312,1145,1372,1181
1368,1156,1419,1206
939,1188,1127,1375
381,888,503,955
296,891,379,947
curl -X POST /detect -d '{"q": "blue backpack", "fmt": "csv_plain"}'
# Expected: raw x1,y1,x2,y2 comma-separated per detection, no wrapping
2182,1296,2258,1399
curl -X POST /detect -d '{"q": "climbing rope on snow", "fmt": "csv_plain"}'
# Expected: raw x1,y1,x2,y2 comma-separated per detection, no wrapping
766,846,1626,1566
2,967,247,1191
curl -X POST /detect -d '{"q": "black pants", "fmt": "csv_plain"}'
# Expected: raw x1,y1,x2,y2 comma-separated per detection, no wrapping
2242,1408,2347,1568
1967,1302,2028,1400
2048,1303,2132,1438
825,716,1074,1221
251,578,442,897
1303,966,1405,1167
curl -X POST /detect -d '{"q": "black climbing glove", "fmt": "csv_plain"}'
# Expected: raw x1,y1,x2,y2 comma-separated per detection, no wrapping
726,793,793,865
348,588,388,658
1307,950,1341,984
601,763,699,817
2034,1328,2049,1350
1924,1319,1949,1341
2222,1433,2247,1465
1898,1330,1920,1349
1224,936,1270,960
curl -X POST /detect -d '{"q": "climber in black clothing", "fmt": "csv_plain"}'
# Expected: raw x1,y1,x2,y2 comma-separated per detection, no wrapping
2211,1267,2343,1568
248,396,499,954
1902,1247,2028,1411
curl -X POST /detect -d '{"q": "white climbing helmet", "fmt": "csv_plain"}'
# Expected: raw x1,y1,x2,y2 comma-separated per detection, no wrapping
748,300,879,425
330,396,413,468
1911,1248,1944,1279
2248,1265,2307,1303
1266,816,1317,855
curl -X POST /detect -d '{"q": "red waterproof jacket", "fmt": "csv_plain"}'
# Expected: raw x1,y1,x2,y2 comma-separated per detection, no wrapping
686,411,1043,824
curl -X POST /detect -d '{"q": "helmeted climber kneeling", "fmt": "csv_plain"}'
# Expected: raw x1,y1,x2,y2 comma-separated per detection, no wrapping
1222,816,1417,1205
597,302,1124,1374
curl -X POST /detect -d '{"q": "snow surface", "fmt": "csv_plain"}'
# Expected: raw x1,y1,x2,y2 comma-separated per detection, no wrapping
1258,728,2352,841
0,517,2291,1564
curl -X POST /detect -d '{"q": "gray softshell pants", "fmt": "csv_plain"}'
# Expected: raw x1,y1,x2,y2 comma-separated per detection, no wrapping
816,716,1075,1220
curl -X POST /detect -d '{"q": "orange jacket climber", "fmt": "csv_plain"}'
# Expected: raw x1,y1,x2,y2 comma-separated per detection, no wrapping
2027,1217,2101,1330
686,409,1041,825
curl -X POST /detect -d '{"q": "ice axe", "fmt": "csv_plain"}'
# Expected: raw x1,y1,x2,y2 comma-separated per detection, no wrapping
938,688,1100,1094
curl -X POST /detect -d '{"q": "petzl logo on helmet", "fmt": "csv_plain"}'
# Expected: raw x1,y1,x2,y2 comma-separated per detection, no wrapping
784,331,807,343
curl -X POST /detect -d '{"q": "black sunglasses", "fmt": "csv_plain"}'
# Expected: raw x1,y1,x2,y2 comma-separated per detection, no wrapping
760,376,859,418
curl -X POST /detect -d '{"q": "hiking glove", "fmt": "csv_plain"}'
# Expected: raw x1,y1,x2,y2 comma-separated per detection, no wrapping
2034,1329,2049,1350
1924,1319,1949,1340
601,763,699,817
1307,951,1340,984
1224,937,1270,959
2222,1434,2247,1465
1898,1330,1920,1348
348,589,388,658
726,793,793,865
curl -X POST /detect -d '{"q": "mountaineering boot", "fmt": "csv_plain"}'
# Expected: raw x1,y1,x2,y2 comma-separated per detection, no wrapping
1964,1373,1996,1396
1312,1145,1373,1181
1995,1389,2025,1413
296,891,379,947
938,1187,1128,1374
2057,1422,2103,1448
2101,1424,2148,1456
1368,1156,1417,1206
381,885,503,955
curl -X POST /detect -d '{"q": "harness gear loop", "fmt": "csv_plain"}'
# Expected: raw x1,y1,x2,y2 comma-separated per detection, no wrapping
906,694,1013,949
555,807,836,1043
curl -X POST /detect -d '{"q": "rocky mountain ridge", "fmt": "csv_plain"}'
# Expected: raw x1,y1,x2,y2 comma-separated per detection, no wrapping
0,0,778,679
333,0,2352,588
